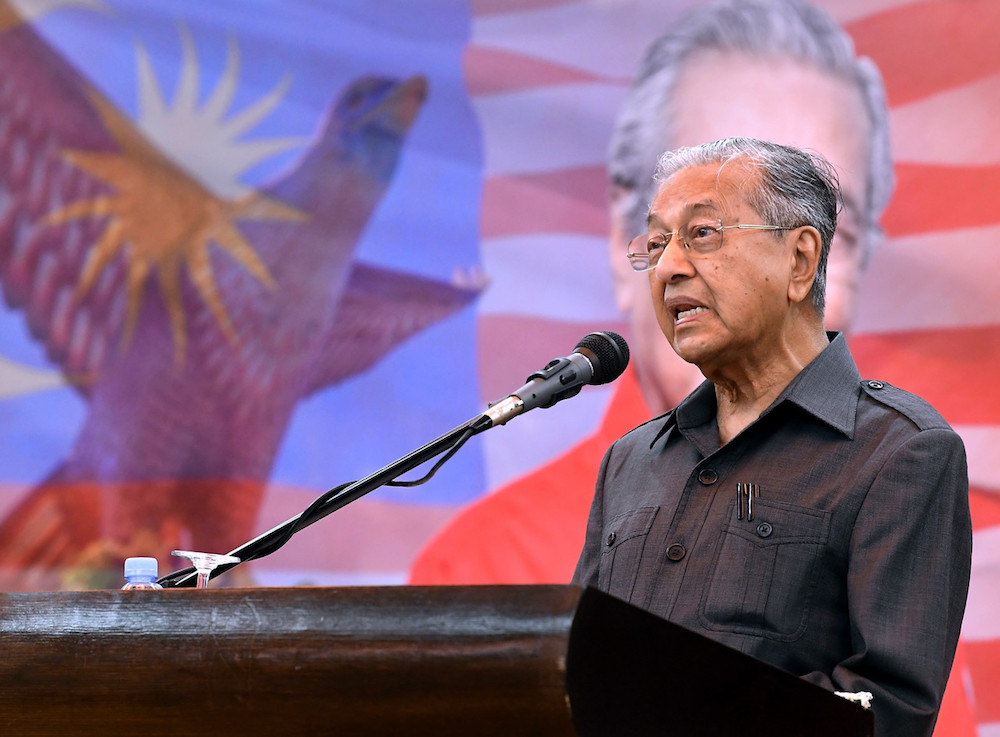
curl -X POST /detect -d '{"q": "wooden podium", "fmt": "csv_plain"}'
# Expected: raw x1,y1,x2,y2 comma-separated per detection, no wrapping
0,585,872,736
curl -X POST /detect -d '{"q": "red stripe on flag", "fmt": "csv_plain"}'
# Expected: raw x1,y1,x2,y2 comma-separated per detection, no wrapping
966,637,1000,724
477,314,627,402
469,0,576,17
464,46,619,96
971,487,1000,531
849,326,1000,426
882,163,1000,238
937,638,978,737
846,0,1000,107
481,166,609,238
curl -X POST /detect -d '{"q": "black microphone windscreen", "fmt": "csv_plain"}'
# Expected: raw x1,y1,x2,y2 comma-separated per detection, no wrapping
575,331,630,384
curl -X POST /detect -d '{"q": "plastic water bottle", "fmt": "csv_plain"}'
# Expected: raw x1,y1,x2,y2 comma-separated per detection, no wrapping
122,556,163,590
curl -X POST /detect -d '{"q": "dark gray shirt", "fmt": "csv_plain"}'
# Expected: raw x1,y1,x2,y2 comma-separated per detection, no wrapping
573,332,972,737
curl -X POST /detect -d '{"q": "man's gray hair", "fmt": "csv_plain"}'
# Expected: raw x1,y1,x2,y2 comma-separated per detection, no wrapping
654,137,841,314
609,0,893,263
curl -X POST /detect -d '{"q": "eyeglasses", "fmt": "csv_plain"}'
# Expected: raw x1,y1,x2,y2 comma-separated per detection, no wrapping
626,220,795,272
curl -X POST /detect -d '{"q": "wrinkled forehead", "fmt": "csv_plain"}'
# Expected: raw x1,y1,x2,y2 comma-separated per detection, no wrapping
649,158,760,225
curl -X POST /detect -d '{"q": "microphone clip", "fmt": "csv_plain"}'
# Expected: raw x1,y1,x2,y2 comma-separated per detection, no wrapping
524,356,588,408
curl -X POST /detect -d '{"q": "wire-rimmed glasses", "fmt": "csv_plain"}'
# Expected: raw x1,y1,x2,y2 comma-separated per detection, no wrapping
626,219,795,272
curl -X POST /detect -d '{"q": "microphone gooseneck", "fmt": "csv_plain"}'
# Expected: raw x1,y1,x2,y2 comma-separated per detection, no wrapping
159,331,630,587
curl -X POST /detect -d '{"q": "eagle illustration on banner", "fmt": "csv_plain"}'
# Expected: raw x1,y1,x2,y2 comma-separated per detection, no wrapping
0,1,480,588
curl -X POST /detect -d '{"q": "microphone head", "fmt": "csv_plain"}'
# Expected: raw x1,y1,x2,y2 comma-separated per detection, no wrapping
574,331,630,385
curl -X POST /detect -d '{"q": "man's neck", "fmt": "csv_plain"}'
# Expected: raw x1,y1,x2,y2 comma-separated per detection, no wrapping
712,324,830,444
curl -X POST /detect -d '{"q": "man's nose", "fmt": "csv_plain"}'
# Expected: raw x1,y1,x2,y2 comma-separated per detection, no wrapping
653,240,696,282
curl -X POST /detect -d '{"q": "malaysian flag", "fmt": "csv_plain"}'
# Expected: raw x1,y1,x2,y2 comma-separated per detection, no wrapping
0,0,995,734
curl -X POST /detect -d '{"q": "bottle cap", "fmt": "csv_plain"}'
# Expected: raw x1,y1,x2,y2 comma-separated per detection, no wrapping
124,556,159,579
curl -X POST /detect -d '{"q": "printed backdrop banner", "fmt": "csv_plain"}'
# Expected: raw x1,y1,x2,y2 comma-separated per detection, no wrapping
1,1,998,735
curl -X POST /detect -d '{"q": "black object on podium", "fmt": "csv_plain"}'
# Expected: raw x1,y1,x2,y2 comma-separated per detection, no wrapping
0,584,872,736
566,585,873,736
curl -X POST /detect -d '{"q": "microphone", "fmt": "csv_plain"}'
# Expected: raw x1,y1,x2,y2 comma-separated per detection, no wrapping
483,331,630,427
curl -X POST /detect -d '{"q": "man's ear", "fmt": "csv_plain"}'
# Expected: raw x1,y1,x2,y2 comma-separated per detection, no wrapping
788,225,823,305
608,184,637,313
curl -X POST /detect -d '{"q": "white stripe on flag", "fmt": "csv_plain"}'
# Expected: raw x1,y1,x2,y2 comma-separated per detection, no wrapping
977,720,1000,737
473,84,626,175
891,72,1000,166
471,0,692,78
963,525,1000,642
478,233,619,321
955,426,1000,492
854,224,1000,334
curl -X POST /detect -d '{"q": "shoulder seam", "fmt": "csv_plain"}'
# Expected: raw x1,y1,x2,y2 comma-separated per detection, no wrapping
859,380,949,431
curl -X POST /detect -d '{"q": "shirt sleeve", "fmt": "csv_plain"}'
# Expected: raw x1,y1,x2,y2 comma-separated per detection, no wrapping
802,426,972,737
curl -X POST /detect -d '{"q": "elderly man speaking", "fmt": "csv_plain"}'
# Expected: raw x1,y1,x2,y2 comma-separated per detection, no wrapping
572,138,971,737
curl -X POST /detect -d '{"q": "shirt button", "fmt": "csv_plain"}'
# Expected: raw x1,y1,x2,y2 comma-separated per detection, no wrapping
867,380,884,390
756,522,773,538
666,543,686,561
606,532,617,547
697,468,718,485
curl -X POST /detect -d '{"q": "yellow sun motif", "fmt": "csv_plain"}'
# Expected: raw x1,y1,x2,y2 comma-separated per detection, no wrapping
45,88,305,366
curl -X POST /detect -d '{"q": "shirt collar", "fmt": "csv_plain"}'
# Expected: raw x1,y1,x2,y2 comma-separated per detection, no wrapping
649,331,860,447
778,331,860,439
648,381,712,448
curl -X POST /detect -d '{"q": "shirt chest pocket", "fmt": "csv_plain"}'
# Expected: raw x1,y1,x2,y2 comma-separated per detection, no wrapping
598,506,659,602
699,499,831,641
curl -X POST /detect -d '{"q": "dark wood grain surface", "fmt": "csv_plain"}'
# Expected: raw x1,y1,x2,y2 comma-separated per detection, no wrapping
0,585,582,736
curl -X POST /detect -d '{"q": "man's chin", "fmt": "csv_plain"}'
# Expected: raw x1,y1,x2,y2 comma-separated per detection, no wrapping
670,338,711,371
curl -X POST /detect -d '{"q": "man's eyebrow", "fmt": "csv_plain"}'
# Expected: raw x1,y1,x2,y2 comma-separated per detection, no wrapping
688,201,719,215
